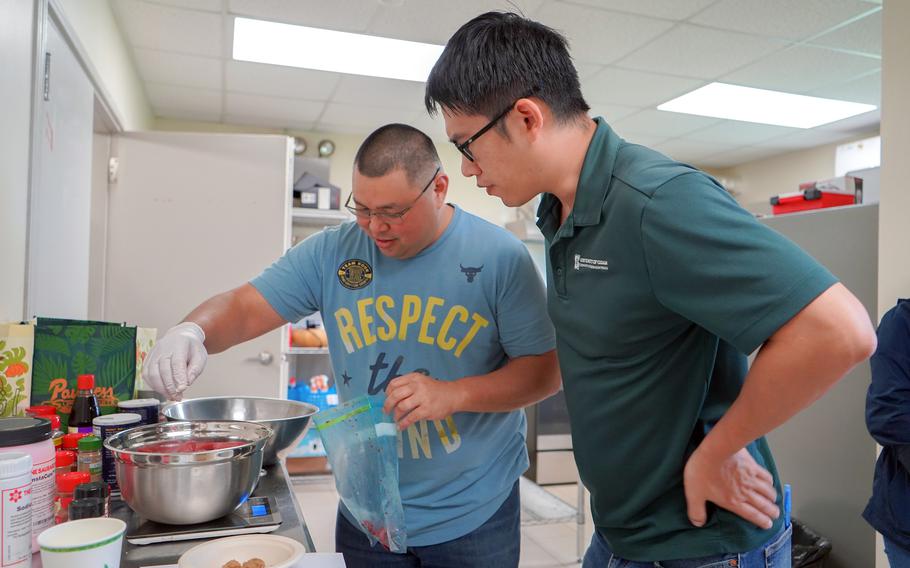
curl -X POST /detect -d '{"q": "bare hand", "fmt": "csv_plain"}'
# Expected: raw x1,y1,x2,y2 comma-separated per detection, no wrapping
382,373,460,430
683,447,779,529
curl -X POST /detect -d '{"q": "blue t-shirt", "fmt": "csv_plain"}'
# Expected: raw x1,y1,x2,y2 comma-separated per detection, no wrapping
250,205,556,545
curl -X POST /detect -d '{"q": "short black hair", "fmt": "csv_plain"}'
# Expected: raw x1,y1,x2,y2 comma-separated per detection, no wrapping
354,124,441,186
425,11,589,122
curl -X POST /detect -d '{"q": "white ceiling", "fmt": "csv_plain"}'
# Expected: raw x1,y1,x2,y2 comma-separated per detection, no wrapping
111,0,883,168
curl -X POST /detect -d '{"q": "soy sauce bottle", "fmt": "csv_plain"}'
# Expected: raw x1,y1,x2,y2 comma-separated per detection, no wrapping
68,374,101,434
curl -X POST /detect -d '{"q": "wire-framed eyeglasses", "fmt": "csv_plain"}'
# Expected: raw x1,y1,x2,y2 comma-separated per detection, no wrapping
345,166,441,224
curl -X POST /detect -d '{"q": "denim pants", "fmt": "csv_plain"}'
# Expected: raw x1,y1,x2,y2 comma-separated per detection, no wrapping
336,480,520,568
582,523,792,568
885,536,910,568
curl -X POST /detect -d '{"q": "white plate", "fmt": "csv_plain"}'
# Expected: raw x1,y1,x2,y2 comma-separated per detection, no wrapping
178,534,306,568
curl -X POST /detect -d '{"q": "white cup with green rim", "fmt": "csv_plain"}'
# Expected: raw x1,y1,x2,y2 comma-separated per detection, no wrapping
38,517,126,568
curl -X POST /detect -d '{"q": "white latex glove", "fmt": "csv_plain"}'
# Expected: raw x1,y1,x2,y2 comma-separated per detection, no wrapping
142,322,207,400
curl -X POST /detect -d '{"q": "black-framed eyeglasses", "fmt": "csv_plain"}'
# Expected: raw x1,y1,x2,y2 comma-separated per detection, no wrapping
454,88,537,162
345,166,441,224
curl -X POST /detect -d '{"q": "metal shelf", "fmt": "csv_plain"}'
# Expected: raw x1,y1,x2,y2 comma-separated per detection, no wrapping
284,347,329,355
291,208,351,225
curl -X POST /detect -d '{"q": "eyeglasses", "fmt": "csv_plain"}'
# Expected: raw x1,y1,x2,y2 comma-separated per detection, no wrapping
345,166,441,224
454,88,537,162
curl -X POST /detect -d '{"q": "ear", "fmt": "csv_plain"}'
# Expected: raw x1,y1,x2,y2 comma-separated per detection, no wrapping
513,97,545,143
432,173,449,205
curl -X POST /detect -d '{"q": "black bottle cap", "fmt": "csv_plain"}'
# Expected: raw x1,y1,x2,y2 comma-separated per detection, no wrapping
0,417,52,447
68,497,105,520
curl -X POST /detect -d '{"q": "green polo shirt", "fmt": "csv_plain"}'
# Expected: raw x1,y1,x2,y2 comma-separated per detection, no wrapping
537,118,837,560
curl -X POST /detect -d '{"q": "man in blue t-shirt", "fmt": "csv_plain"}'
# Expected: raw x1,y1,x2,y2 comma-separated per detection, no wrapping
142,123,559,567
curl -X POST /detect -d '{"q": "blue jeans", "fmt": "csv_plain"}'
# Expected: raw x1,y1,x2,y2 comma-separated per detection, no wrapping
885,536,910,568
583,523,792,568
336,480,520,568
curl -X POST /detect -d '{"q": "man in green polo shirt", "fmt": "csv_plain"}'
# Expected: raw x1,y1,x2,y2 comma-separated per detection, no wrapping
424,11,877,567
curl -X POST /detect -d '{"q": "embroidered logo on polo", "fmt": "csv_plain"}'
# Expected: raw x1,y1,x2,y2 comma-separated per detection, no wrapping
573,253,609,271
337,259,373,289
459,264,483,283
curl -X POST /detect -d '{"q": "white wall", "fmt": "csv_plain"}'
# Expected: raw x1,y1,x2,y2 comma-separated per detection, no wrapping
879,0,910,318
706,131,879,216
152,117,513,227
54,0,152,131
0,0,36,322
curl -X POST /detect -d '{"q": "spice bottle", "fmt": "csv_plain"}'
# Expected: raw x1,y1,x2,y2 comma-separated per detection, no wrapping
55,450,75,478
54,471,90,524
49,415,64,451
68,374,100,434
0,452,32,568
69,497,105,520
74,481,109,516
76,435,102,483
61,432,87,455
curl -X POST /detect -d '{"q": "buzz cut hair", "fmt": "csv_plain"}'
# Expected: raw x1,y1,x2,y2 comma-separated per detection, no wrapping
354,123,441,186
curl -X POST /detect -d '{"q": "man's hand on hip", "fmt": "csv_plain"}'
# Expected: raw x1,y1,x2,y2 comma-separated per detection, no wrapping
683,446,780,530
142,322,207,400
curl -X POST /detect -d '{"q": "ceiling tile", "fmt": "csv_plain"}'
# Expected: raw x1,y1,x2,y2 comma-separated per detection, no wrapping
225,92,325,125
588,103,640,123
612,109,720,138
141,0,224,12
319,102,416,132
225,61,341,100
582,67,704,107
697,146,785,168
576,62,605,80
808,70,880,105
132,48,222,90
153,106,223,123
616,24,785,79
113,0,223,57
755,129,856,150
534,2,674,65
146,84,223,115
368,0,544,45
652,138,737,163
685,121,798,145
407,111,449,141
690,0,875,41
228,0,378,33
813,109,880,133
222,113,314,131
617,133,671,147
563,0,718,21
331,76,426,111
722,45,881,93
808,10,881,56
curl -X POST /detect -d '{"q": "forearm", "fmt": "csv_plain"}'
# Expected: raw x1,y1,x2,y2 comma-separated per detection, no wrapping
451,350,560,413
698,284,876,460
183,283,286,354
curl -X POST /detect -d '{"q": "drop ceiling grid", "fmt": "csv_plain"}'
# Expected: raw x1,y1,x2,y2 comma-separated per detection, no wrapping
111,0,882,167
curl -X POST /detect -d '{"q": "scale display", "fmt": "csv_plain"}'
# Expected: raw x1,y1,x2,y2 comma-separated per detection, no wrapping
126,496,282,545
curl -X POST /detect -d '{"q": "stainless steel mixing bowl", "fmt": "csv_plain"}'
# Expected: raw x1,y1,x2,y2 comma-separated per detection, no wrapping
161,396,318,465
104,420,272,525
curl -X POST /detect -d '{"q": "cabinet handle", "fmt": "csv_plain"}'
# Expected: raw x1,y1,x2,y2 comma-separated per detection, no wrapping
247,351,274,366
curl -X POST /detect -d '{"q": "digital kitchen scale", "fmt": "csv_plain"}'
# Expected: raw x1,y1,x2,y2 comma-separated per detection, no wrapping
125,495,282,545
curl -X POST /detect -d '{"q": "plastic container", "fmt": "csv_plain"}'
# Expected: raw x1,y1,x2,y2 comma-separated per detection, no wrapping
54,471,90,525
0,417,56,553
60,432,87,454
68,374,100,434
117,399,160,426
49,415,63,451
55,450,75,478
74,480,109,517
76,436,102,483
92,413,141,492
0,452,32,568
68,497,104,521
25,405,57,418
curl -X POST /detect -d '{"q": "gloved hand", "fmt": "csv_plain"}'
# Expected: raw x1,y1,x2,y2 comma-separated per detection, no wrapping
142,322,207,400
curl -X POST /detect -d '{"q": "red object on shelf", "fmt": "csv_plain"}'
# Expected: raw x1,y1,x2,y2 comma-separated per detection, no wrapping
770,188,856,215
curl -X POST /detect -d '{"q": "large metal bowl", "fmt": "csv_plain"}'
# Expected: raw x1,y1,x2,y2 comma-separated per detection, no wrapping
161,396,318,465
105,420,272,525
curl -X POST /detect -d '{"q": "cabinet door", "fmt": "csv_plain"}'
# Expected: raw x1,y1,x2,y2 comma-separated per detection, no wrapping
104,131,293,399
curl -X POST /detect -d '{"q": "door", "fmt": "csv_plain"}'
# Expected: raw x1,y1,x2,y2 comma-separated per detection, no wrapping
104,131,293,399
26,15,95,319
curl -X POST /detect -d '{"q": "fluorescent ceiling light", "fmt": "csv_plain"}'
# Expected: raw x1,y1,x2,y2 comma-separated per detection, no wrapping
657,82,876,128
233,17,444,82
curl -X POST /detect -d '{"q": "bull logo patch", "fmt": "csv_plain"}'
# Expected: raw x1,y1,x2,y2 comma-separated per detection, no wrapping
460,264,483,283
338,259,373,289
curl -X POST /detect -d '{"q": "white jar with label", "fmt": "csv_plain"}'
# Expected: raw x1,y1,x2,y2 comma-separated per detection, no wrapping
0,418,55,554
0,452,32,568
